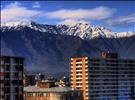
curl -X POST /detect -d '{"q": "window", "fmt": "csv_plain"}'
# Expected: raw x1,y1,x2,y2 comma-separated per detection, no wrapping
5,65,10,71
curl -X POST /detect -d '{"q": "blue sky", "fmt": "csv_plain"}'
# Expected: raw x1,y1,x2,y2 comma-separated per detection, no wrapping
1,1,135,32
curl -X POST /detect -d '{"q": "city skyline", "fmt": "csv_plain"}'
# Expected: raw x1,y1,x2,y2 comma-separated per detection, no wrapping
1,1,135,100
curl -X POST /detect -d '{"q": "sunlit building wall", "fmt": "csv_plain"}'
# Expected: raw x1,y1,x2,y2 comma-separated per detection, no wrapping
70,53,135,100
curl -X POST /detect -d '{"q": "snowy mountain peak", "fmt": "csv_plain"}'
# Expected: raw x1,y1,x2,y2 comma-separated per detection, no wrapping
57,19,90,27
1,20,51,33
1,20,135,39
1,20,36,27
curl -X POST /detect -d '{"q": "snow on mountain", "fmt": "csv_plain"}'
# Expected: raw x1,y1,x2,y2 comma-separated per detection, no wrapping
1,20,135,40
116,31,135,37
1,20,33,27
1,21,56,33
57,23,117,39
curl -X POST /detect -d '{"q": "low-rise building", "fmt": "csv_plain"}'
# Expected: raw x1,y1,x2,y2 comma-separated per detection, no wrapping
24,81,83,100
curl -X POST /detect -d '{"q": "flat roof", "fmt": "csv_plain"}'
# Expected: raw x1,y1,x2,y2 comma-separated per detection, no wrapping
24,86,81,93
71,56,135,62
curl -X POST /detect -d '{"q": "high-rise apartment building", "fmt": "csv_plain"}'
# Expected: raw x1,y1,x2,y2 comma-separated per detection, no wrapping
70,52,135,100
0,56,24,100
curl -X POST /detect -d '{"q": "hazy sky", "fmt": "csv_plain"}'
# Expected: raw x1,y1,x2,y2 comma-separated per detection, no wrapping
1,1,135,32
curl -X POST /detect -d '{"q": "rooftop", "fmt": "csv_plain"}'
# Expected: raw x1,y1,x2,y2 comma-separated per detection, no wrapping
24,86,80,93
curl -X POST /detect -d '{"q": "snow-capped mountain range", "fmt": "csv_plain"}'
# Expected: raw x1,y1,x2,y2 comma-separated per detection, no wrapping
1,20,135,39
1,20,135,76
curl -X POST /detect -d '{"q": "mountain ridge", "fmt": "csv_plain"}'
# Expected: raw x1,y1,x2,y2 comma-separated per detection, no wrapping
1,20,135,40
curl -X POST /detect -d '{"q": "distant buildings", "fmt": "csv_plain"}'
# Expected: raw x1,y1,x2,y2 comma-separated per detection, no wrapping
23,73,56,86
70,52,135,100
0,56,24,100
24,80,83,100
55,76,70,87
23,74,36,86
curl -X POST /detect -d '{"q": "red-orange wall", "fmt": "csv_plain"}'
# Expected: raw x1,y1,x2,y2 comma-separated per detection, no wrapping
71,57,87,100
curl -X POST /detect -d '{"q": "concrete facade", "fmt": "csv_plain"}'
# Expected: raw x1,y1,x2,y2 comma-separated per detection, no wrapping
24,86,83,100
0,56,24,100
70,53,135,100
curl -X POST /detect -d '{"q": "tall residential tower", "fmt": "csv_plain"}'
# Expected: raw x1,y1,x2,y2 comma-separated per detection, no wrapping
70,52,135,100
0,56,24,100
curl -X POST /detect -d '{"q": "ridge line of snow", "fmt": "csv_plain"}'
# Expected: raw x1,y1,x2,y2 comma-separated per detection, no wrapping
1,20,135,39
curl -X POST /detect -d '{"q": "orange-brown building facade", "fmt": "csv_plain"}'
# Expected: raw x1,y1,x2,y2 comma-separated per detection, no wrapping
71,57,88,100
